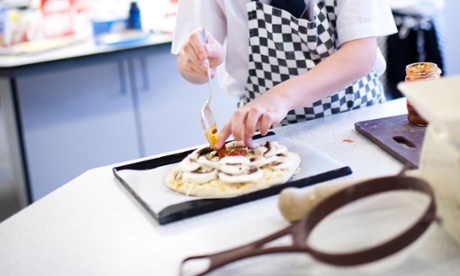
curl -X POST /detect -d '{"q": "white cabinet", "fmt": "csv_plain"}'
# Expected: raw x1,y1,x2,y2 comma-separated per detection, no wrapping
13,43,238,202
16,61,139,201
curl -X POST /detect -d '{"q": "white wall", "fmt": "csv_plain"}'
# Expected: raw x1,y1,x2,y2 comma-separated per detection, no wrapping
442,0,460,75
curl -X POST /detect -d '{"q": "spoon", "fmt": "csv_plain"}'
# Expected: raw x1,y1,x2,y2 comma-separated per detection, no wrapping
199,27,218,147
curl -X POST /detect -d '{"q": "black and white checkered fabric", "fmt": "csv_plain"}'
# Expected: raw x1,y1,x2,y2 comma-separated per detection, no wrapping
242,0,385,125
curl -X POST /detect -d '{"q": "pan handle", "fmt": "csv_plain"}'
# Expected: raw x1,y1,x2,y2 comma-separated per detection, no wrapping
180,223,308,275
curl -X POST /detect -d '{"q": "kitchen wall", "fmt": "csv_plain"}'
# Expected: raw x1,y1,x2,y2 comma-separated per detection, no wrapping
442,0,460,75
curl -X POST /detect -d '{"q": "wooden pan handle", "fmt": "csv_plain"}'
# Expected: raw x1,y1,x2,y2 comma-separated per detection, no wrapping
278,180,362,222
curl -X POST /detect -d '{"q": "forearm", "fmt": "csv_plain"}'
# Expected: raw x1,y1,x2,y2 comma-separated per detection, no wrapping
275,37,378,110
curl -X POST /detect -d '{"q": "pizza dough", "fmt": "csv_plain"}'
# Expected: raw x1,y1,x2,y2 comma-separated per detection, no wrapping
165,140,301,197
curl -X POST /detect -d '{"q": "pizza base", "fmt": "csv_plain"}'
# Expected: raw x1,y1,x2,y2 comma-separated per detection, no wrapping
165,144,301,198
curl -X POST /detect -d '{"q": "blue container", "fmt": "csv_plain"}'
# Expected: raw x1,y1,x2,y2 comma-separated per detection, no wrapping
128,1,142,30
92,18,128,36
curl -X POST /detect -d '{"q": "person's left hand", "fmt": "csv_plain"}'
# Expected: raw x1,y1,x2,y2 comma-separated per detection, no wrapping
214,86,292,149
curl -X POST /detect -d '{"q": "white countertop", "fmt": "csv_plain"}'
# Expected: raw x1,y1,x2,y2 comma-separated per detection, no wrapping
1,98,459,276
0,33,173,68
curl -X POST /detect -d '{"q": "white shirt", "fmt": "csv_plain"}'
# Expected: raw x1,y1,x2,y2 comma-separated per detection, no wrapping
172,0,397,97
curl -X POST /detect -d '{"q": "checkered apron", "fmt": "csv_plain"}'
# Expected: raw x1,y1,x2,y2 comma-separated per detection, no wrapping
241,0,385,125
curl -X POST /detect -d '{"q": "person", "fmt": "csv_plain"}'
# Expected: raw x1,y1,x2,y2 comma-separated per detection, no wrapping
171,0,397,149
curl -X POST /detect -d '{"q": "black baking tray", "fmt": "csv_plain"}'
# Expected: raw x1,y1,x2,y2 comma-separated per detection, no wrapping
113,133,352,225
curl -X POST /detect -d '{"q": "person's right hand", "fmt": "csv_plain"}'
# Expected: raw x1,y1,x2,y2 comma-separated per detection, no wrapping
177,28,225,84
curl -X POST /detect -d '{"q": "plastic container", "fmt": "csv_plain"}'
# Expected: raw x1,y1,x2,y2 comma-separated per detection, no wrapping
91,18,128,36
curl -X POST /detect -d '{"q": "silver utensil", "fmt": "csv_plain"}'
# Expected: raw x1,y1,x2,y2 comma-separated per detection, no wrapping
199,27,218,146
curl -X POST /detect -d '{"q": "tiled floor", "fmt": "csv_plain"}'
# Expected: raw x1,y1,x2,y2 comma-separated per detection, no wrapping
0,107,22,223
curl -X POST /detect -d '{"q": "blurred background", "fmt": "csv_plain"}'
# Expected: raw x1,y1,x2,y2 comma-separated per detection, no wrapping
1,0,179,221
0,0,178,46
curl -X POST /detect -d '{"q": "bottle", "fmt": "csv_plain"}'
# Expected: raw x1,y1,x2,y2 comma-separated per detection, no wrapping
128,1,142,30
405,62,442,126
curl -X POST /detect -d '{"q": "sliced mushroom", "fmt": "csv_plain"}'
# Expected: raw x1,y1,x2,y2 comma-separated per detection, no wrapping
197,156,221,170
226,140,246,150
218,168,264,183
218,156,251,175
271,152,300,170
249,155,277,167
263,141,288,158
252,145,268,157
182,169,218,184
273,142,288,154
180,145,218,172
179,155,200,172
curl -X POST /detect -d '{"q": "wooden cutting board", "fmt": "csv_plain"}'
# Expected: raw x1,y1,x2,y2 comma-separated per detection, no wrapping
355,114,426,169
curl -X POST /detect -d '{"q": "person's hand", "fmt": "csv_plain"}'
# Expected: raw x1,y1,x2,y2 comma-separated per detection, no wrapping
177,28,225,84
213,36,378,150
214,86,293,149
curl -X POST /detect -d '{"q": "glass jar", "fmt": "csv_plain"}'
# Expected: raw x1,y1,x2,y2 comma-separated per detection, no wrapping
405,62,442,126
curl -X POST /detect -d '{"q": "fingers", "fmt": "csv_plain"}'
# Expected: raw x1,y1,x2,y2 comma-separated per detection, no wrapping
180,29,210,76
244,136,254,148
179,28,225,84
206,40,225,69
214,106,272,149
191,28,208,63
244,108,259,137
259,113,273,135
231,108,248,142
192,28,222,71
214,120,232,150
